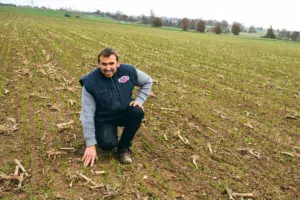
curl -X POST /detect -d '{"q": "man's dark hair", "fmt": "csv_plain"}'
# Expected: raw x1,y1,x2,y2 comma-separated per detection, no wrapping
98,48,119,63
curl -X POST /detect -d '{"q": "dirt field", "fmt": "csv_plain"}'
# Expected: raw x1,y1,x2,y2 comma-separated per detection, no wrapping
0,8,299,199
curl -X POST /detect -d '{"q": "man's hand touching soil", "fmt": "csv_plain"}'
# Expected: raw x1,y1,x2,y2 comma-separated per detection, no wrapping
82,145,98,167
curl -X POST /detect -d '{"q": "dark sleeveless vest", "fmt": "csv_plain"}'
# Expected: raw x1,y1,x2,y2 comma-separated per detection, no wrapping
79,64,137,123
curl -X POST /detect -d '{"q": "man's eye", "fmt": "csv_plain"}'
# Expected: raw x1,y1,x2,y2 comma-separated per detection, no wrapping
109,62,115,65
101,63,107,66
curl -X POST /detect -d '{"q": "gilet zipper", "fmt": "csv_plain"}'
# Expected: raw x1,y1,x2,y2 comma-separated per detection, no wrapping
111,77,121,107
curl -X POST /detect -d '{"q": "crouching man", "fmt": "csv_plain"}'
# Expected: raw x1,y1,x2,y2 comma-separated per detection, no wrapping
80,48,152,166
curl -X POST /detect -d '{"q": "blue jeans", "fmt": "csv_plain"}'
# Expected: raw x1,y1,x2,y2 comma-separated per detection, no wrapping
95,106,144,151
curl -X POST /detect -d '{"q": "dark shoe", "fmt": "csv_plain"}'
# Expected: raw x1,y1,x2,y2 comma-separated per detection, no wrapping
118,148,132,164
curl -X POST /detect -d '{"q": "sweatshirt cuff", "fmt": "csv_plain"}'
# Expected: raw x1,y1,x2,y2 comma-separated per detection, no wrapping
135,97,145,105
86,138,97,147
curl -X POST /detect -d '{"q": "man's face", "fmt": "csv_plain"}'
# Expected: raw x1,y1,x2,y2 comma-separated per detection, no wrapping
98,55,120,78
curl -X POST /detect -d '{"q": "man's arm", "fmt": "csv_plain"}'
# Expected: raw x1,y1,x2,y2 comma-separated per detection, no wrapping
80,86,98,166
135,69,153,105
80,86,97,146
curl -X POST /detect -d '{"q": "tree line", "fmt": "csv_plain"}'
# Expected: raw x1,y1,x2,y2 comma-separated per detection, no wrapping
96,9,299,41
97,10,289,40
116,11,299,41
7,4,299,42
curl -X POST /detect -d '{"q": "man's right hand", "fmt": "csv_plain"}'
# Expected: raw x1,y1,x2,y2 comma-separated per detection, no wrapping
82,145,98,167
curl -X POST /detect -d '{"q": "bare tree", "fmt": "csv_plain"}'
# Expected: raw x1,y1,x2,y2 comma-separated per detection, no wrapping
141,15,149,24
214,23,223,34
278,29,290,40
291,31,300,41
221,20,228,32
189,19,196,30
248,26,256,33
95,10,101,15
152,17,162,27
196,20,206,33
180,18,190,31
266,25,276,39
232,23,241,35
149,9,155,24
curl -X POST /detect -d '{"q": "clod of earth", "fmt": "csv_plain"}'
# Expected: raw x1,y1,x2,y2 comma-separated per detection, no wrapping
188,123,203,131
175,130,190,145
207,143,213,154
38,68,47,76
34,108,43,114
59,147,74,151
29,93,49,99
57,120,74,130
163,134,168,141
280,151,300,158
46,150,67,160
148,92,157,98
285,114,299,120
7,117,16,123
99,192,116,199
160,107,179,112
55,86,75,92
14,166,19,176
152,79,159,84
225,187,257,199
70,111,81,115
237,148,261,159
14,159,29,177
2,119,19,134
191,155,199,169
243,122,254,129
0,172,24,190
48,104,61,111
54,193,65,199
77,172,105,189
244,110,256,116
68,99,75,106
0,125,9,134
213,109,227,119
225,186,234,200
207,127,218,133
11,124,19,132
22,68,30,75
94,170,107,175
55,87,67,91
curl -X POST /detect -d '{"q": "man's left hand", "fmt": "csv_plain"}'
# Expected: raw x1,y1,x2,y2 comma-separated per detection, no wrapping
129,101,144,111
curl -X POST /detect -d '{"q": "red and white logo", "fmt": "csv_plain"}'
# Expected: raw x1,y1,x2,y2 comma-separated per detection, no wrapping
118,76,129,83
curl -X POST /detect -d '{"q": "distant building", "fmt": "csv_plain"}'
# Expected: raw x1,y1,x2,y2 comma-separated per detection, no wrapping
0,3,17,7
168,17,179,24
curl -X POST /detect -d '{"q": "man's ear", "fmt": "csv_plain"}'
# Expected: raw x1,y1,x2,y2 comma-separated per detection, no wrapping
117,61,121,67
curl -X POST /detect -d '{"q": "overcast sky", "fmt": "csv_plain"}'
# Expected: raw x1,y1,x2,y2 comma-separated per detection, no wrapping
2,0,300,30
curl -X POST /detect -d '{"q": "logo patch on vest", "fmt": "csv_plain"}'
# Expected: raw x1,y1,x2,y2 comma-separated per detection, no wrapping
118,76,129,83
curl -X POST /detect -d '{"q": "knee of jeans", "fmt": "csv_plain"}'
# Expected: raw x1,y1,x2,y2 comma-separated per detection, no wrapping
132,106,144,119
98,141,117,151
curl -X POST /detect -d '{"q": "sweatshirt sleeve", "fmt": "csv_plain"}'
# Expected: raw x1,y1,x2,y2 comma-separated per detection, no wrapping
135,69,153,105
80,86,97,146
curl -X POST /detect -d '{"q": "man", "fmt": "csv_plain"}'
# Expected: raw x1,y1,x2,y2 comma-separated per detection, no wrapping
79,48,152,166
